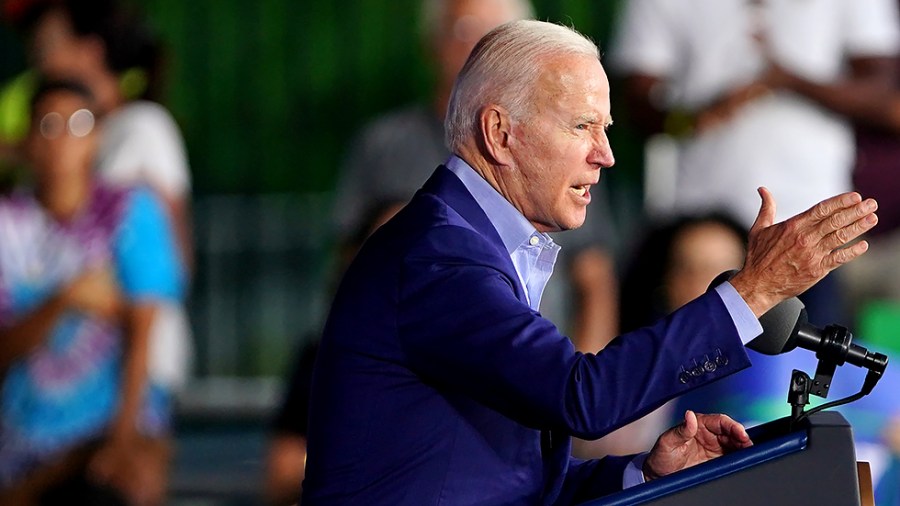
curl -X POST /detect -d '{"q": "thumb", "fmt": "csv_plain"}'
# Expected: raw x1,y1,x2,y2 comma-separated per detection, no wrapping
671,410,699,446
749,187,776,235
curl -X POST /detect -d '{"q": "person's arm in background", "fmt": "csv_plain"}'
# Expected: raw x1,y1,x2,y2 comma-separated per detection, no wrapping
89,302,158,493
266,434,307,506
89,188,184,504
159,191,194,278
756,0,900,131
623,56,897,137
265,340,318,505
759,56,898,130
564,179,621,353
609,0,681,137
626,0,900,136
570,247,619,351
0,268,123,372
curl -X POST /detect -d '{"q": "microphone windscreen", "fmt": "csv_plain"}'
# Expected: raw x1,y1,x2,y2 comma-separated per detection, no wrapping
749,297,806,355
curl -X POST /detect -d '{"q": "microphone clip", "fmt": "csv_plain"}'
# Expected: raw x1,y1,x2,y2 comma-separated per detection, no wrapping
807,324,853,398
787,323,888,428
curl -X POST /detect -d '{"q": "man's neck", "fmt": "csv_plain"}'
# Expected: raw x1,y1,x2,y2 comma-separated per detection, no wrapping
455,145,504,196
455,145,526,225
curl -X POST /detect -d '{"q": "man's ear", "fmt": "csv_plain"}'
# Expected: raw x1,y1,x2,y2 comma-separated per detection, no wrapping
478,104,514,166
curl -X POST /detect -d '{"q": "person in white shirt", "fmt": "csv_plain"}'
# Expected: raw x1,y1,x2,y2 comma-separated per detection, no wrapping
610,0,900,326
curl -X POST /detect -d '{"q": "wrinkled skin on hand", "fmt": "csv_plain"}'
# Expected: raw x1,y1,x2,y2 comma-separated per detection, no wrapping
730,187,877,317
643,410,753,481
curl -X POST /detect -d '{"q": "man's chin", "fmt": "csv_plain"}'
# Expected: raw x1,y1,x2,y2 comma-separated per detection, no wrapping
531,212,587,233
550,218,587,233
561,212,588,231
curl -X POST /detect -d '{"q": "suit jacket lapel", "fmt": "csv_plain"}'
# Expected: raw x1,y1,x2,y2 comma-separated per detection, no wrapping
419,166,529,305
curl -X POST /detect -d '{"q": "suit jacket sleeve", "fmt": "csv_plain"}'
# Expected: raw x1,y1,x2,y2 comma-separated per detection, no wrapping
397,224,752,439
557,455,636,504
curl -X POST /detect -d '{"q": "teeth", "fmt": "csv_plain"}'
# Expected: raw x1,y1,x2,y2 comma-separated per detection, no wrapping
571,186,586,196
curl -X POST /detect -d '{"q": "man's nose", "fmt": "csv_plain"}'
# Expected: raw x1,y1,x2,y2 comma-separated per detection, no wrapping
590,137,615,169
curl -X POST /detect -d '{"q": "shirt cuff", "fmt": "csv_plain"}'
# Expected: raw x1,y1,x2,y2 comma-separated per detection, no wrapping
714,281,763,345
622,452,648,489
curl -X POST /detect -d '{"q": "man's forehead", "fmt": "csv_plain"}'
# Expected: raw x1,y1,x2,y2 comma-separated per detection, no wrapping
534,55,610,108
538,53,607,87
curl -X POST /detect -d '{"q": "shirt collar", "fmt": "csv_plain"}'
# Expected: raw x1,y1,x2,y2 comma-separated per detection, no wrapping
445,155,552,254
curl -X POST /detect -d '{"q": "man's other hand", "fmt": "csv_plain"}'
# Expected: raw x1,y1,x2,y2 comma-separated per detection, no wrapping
643,410,753,481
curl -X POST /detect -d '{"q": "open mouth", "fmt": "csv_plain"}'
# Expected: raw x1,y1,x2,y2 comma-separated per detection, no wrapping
570,185,589,197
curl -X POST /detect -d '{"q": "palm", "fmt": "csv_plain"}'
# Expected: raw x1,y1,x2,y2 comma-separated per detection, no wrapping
644,411,752,480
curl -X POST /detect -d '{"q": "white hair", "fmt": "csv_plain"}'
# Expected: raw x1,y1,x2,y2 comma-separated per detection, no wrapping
444,20,599,152
419,0,535,42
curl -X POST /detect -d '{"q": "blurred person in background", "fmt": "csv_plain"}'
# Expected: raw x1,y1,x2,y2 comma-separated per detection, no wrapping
573,213,747,459
333,0,622,353
3,0,194,395
0,79,184,505
610,0,900,327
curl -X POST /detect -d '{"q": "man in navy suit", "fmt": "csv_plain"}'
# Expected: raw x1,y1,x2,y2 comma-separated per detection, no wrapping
302,20,879,505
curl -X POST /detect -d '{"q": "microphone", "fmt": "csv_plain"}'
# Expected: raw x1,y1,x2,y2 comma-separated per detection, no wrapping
708,270,888,376
752,298,888,376
710,270,889,416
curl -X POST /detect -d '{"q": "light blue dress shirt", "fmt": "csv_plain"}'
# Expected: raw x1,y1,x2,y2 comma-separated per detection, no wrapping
445,155,763,488
447,156,560,310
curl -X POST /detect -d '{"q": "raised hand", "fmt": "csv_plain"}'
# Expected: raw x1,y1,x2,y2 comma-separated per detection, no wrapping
730,187,877,317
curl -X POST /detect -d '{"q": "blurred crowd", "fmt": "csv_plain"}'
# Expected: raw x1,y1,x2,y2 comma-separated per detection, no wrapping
0,0,898,505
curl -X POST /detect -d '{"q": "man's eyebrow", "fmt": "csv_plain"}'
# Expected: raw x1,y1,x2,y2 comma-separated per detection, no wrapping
575,115,614,128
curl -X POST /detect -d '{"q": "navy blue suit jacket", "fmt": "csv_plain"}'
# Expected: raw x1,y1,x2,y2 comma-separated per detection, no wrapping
302,166,752,505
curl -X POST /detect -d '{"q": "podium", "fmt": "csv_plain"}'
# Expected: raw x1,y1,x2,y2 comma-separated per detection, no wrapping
583,411,868,506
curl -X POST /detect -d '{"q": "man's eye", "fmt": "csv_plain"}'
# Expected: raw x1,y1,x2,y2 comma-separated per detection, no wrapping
576,124,588,130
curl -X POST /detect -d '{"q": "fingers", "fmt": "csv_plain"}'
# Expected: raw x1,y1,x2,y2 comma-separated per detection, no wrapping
691,412,753,451
806,191,863,223
749,187,776,235
829,239,870,266
716,414,753,449
818,202,878,252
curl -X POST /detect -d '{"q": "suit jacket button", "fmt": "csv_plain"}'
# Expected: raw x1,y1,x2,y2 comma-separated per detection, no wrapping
690,366,704,377
716,355,729,367
704,360,717,373
679,372,691,384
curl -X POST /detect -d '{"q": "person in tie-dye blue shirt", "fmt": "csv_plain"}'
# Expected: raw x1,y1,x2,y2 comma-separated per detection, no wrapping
0,80,183,505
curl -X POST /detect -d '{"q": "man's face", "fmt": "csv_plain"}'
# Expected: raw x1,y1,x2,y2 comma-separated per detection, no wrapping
503,54,615,232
